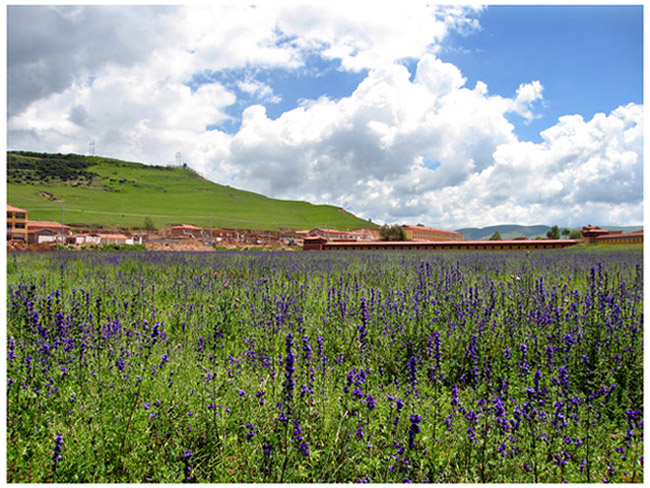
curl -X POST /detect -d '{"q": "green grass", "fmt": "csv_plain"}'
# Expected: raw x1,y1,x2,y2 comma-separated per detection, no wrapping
7,152,377,231
6,249,644,483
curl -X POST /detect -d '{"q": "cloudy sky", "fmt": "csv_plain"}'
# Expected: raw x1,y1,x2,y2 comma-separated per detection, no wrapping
6,4,644,228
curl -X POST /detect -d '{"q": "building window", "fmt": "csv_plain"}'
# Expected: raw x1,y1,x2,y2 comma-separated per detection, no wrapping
14,223,25,229
7,212,13,219
15,213,25,219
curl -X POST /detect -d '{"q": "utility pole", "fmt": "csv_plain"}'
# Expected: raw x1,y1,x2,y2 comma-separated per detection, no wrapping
60,201,65,244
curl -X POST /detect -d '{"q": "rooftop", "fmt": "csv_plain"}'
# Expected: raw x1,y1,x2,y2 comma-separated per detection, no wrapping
7,204,27,213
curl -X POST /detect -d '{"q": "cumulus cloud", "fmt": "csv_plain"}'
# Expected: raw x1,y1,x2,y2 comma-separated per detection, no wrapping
7,5,643,229
217,57,641,227
7,6,179,117
509,81,544,123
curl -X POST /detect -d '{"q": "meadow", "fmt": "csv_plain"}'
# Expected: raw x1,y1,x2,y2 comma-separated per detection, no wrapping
7,152,375,231
6,247,643,483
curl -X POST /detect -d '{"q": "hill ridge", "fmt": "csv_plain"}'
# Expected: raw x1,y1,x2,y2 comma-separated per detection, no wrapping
7,151,377,231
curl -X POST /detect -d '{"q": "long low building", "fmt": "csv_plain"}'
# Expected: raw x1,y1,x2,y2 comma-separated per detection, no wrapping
403,225,464,241
304,237,578,251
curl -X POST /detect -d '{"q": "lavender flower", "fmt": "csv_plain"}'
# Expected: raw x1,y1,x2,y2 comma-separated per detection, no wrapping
52,433,64,473
182,450,193,483
408,414,422,449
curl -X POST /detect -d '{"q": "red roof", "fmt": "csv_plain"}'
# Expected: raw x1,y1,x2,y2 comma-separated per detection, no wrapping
323,239,578,247
403,225,463,236
597,230,643,240
29,221,71,230
311,228,364,236
7,204,27,213
96,233,128,239
171,224,202,230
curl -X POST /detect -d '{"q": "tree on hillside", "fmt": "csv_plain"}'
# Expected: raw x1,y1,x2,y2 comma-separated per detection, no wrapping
144,217,156,232
546,225,560,239
562,228,571,238
380,224,406,241
569,229,583,239
489,231,502,241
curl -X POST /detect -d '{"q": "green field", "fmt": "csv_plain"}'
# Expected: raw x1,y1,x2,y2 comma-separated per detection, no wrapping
6,248,643,483
7,152,376,231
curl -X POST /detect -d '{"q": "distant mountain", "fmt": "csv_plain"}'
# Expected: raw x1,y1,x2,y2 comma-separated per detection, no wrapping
455,225,551,241
598,225,644,233
455,224,643,241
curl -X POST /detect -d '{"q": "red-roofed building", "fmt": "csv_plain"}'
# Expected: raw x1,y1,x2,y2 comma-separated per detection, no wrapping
402,225,464,241
26,220,71,243
7,204,28,240
305,228,368,241
27,228,60,244
96,233,129,245
170,224,204,238
596,230,643,245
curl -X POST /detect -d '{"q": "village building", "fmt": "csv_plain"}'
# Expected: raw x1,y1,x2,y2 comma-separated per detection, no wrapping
96,233,129,245
302,228,369,241
27,227,60,244
402,225,464,241
581,225,643,245
27,220,71,243
7,204,28,241
304,238,578,252
170,224,204,238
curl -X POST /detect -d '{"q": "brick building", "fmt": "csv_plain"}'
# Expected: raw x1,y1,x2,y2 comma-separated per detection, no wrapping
402,225,464,241
7,204,28,241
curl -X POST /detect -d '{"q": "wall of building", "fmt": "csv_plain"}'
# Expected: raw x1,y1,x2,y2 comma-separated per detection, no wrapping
308,239,578,251
403,227,463,241
7,207,28,240
596,233,643,245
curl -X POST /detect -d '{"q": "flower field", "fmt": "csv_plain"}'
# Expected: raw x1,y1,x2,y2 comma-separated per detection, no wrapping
6,248,643,483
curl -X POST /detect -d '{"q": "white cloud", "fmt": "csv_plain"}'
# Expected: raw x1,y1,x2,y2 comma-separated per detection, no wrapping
509,81,544,123
7,5,643,229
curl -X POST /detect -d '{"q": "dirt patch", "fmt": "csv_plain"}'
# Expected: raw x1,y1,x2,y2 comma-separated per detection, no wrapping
145,240,216,252
6,240,56,252
38,191,61,201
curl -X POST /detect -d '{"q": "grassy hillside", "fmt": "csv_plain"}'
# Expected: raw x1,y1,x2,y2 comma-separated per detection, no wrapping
7,152,376,231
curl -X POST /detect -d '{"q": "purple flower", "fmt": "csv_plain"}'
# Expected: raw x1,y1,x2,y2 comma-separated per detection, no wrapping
52,433,64,472
408,414,422,449
366,394,376,411
298,441,310,457
283,333,295,412
182,450,193,482
245,422,256,440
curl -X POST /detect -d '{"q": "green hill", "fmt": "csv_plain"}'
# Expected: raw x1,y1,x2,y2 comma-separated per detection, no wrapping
7,151,377,232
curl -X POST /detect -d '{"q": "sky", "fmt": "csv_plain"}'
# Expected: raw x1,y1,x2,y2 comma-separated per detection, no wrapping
5,3,644,229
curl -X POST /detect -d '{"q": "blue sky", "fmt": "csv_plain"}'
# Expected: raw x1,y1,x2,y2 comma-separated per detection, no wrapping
185,5,643,143
6,4,644,228
439,5,643,143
